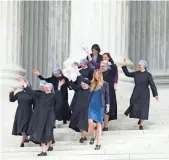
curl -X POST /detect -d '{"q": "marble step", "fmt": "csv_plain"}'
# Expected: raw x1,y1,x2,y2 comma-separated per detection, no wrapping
1,142,169,157
2,154,169,160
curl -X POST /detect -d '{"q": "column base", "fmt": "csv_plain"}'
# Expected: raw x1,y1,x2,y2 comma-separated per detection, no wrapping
0,64,26,89
152,72,169,87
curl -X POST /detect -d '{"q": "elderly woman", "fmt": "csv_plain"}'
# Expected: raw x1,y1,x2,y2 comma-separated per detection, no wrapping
9,82,33,147
122,59,158,130
28,80,46,144
68,77,91,143
18,79,64,156
32,68,71,124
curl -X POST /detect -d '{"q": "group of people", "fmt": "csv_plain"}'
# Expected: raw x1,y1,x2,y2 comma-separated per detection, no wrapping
9,44,158,156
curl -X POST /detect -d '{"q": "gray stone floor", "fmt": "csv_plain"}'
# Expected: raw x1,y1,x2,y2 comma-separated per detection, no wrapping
0,85,169,160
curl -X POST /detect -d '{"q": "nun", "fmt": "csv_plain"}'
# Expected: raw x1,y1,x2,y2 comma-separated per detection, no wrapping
9,81,33,147
32,68,71,124
28,80,46,144
79,58,94,80
18,79,64,156
100,61,118,131
122,59,158,130
68,77,90,143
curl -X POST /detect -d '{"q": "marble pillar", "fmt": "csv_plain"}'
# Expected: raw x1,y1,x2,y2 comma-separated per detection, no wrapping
20,1,71,89
0,1,26,88
48,0,71,72
128,1,169,85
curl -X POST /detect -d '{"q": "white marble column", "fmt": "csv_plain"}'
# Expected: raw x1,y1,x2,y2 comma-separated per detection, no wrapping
0,1,25,88
48,0,71,73
128,1,169,85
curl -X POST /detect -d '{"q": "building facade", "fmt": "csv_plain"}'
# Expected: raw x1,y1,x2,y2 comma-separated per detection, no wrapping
0,0,169,89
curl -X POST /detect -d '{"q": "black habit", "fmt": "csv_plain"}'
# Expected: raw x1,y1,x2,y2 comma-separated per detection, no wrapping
122,66,158,120
37,75,71,121
102,64,118,120
69,81,89,132
9,91,33,136
28,90,44,144
24,86,62,144
69,67,93,112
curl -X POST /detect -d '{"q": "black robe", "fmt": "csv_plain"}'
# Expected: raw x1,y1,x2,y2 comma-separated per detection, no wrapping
38,75,71,121
69,81,89,132
122,66,158,120
9,91,33,136
102,64,118,120
28,90,44,144
24,86,62,143
79,67,94,81
69,67,93,112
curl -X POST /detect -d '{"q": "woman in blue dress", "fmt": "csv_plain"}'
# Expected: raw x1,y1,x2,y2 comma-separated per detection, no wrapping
88,70,110,150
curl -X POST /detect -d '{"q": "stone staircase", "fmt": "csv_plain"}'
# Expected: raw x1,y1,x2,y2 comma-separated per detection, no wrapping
1,87,169,160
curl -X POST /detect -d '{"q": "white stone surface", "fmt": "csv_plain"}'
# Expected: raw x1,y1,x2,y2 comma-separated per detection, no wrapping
0,1,26,88
1,86,169,159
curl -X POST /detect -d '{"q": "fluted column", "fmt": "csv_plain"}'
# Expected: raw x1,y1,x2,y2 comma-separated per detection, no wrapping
129,1,169,85
48,0,71,73
0,1,25,88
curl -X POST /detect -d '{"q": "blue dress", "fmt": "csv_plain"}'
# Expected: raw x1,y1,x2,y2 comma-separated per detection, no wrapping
88,89,104,123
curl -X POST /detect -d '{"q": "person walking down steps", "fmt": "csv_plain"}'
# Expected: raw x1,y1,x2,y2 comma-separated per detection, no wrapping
122,58,159,130
18,78,64,156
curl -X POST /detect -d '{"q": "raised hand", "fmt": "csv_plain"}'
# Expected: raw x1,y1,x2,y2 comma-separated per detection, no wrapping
32,69,40,76
123,58,127,66
82,47,90,55
58,79,65,89
72,62,79,69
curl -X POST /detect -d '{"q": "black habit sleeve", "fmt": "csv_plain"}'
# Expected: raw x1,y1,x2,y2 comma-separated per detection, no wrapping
64,77,72,90
122,66,136,78
37,75,53,83
9,92,19,102
68,81,81,92
24,86,42,97
148,73,158,97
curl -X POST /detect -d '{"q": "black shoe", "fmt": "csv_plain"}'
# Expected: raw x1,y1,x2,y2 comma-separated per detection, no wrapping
37,152,47,156
20,143,24,147
63,120,67,124
139,125,143,130
95,144,101,150
138,119,141,125
24,139,29,143
90,137,95,145
102,127,108,131
47,146,53,151
79,137,87,143
84,137,87,141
